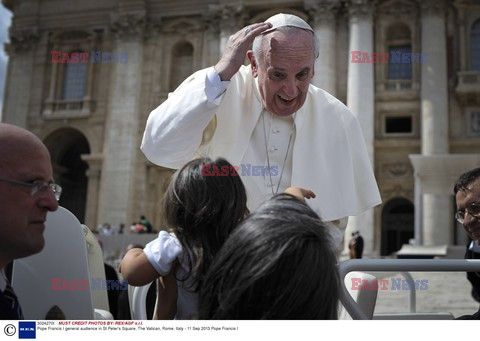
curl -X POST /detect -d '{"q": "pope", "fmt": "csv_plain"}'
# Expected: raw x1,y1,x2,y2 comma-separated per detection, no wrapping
141,13,382,245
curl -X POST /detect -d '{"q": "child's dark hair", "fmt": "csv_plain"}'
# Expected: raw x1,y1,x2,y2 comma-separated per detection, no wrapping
163,157,248,291
199,194,339,319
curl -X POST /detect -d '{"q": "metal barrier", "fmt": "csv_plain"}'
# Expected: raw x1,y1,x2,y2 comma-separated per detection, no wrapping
338,259,480,320
400,271,416,313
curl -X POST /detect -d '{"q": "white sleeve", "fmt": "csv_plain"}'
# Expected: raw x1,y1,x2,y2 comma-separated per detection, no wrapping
141,67,230,169
143,231,182,276
205,67,229,102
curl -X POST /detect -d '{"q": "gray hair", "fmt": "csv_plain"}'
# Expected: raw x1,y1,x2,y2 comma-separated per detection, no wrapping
252,26,320,67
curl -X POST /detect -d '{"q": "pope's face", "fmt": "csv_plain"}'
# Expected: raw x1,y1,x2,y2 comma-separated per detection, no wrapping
249,30,315,117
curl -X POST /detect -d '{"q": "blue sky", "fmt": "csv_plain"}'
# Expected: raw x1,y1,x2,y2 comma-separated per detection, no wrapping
0,3,12,120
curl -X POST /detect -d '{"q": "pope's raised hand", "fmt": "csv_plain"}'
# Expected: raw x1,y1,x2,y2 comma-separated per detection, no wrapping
214,22,272,81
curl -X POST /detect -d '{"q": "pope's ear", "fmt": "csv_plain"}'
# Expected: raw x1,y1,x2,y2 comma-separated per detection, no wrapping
247,51,259,77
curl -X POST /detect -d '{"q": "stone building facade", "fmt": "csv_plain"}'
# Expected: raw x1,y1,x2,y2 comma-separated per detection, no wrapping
2,0,480,255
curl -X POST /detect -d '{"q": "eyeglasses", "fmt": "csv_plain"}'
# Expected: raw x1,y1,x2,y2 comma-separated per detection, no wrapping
455,201,480,224
0,177,62,201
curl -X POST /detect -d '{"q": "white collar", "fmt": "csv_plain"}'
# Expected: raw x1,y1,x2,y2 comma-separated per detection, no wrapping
469,241,480,253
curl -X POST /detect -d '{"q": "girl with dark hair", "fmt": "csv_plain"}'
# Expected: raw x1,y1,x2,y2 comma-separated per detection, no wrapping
199,194,340,320
120,157,248,319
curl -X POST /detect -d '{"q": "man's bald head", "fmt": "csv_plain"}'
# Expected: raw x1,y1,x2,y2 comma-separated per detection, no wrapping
0,123,58,269
0,124,51,175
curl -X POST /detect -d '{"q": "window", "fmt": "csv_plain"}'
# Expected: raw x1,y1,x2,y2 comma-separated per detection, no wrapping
388,45,412,79
386,116,412,134
44,31,95,119
382,22,415,90
62,52,88,100
471,20,480,71
169,42,193,91
470,110,480,135
380,112,417,138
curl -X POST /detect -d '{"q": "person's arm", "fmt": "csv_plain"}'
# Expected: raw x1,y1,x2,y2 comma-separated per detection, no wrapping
284,187,348,251
141,22,272,169
119,248,160,286
153,263,178,320
141,68,221,169
284,186,316,202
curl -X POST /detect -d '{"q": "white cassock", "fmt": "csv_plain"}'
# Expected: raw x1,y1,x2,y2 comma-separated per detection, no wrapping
141,65,382,246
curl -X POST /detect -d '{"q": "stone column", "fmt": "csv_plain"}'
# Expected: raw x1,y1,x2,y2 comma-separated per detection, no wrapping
42,54,58,117
145,165,175,231
455,1,466,71
97,9,145,227
216,4,245,54
307,0,339,95
420,0,450,245
1,27,39,127
81,36,97,115
203,8,221,68
345,0,376,254
413,172,423,245
81,153,103,231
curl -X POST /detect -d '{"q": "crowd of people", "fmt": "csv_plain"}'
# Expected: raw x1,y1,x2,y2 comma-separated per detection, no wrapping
1,12,479,321
95,215,154,235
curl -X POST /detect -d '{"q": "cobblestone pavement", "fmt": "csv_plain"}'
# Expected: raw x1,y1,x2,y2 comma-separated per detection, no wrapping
338,250,480,319
372,271,479,318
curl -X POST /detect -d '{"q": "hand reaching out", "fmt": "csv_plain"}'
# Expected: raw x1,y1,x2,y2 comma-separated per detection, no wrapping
284,186,316,202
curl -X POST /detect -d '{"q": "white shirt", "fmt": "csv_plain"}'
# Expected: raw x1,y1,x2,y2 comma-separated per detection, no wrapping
469,241,480,253
144,231,198,320
239,110,294,210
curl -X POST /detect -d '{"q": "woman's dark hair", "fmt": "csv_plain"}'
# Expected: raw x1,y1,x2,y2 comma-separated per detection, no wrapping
163,157,248,291
199,194,340,319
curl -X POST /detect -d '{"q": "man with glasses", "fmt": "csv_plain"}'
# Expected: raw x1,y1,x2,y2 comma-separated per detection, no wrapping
0,123,61,319
454,167,480,319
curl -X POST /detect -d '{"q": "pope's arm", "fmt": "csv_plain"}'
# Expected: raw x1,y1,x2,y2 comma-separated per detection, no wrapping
141,22,272,169
141,68,226,169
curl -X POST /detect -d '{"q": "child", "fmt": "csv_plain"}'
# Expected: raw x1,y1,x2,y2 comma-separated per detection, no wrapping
120,157,248,319
199,193,339,319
